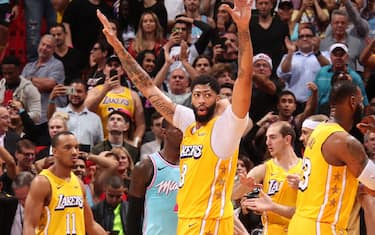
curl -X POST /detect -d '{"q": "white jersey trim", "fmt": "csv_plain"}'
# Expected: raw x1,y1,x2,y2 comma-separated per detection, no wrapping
316,165,333,235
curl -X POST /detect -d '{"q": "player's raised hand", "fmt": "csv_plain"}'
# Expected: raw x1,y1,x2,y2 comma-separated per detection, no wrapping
97,10,123,53
222,0,252,30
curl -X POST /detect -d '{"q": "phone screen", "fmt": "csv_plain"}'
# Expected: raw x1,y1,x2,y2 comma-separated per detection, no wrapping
110,69,118,78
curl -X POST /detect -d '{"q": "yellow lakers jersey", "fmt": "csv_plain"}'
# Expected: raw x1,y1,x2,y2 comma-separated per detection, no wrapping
97,85,134,136
36,170,85,235
177,117,238,219
295,123,358,230
262,158,302,233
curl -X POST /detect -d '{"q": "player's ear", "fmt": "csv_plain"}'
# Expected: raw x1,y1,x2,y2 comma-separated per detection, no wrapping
215,93,221,102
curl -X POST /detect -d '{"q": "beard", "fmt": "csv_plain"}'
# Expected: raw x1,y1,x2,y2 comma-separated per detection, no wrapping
353,104,363,126
70,99,84,108
193,103,216,123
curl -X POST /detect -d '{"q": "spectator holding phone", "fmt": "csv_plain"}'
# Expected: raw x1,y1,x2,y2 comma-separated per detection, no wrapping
85,54,145,147
47,79,104,152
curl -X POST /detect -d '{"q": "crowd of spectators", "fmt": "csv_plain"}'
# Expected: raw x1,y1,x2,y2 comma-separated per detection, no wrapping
0,0,375,234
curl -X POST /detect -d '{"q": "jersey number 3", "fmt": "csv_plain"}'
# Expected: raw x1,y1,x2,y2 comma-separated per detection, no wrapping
298,158,312,192
179,164,188,188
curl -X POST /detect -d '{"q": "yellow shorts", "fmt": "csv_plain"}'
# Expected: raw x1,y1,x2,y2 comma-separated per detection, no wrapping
177,216,233,235
288,214,348,235
263,223,288,235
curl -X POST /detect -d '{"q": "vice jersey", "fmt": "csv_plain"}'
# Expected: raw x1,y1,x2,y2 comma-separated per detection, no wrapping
96,85,134,136
143,152,180,235
262,159,302,233
295,123,358,230
177,117,238,219
36,170,85,235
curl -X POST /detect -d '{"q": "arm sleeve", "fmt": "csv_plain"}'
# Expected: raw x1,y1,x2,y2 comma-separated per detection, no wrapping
126,195,145,235
20,111,39,140
276,54,292,81
173,104,195,133
192,20,212,54
25,84,41,123
212,106,249,159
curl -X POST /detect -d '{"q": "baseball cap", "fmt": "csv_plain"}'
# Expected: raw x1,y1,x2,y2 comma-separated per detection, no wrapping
106,54,121,64
253,53,273,69
108,108,132,122
279,0,293,9
329,43,348,54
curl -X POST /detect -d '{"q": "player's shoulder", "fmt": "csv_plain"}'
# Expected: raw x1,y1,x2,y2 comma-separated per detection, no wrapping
29,174,52,199
134,156,154,174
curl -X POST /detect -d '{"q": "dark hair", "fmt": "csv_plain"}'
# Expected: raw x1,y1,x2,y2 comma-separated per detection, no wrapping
50,23,66,33
298,23,316,36
278,121,296,144
2,55,21,67
51,131,75,147
174,15,190,27
220,82,234,91
190,75,220,94
151,112,162,125
329,80,358,105
136,49,156,66
95,39,114,55
135,50,157,77
213,1,235,29
68,79,88,91
238,155,253,173
78,156,86,163
106,175,123,189
278,90,297,104
15,139,35,153
192,55,213,68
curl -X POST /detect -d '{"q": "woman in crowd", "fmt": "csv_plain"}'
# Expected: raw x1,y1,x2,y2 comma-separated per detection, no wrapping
127,12,165,58
213,1,236,35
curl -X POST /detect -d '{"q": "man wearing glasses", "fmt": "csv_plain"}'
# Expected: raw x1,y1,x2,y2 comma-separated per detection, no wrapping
277,25,329,114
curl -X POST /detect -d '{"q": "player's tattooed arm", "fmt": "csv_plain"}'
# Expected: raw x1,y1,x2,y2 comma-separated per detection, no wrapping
345,135,369,177
97,10,176,123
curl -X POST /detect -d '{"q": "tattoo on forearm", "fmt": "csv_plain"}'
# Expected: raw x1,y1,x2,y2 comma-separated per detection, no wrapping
116,52,153,90
148,94,174,118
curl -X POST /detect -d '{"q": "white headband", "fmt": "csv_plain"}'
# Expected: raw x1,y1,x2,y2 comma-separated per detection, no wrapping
302,119,321,130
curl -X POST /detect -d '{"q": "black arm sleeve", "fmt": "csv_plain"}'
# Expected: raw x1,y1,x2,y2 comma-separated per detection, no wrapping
193,20,212,54
126,195,145,235
20,111,39,140
154,47,166,75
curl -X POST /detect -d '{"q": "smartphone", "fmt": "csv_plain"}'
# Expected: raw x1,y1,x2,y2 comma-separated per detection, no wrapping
219,37,227,50
110,69,118,79
65,86,76,95
246,188,260,199
172,28,181,33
